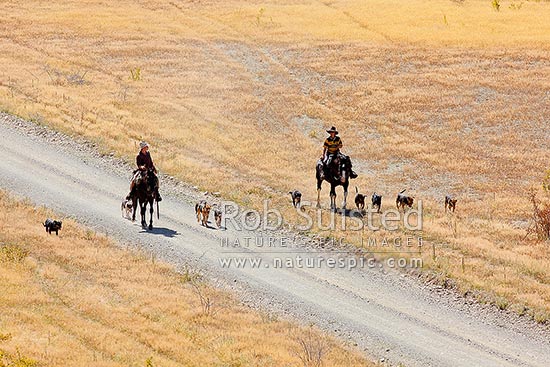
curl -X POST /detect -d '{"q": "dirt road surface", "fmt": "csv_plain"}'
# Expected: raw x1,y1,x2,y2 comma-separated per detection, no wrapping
1,113,548,367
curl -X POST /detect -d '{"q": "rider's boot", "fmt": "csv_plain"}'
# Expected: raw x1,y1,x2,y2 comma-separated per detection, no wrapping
155,189,162,202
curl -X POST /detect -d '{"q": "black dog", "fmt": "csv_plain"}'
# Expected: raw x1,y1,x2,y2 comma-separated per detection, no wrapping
396,189,414,211
44,218,62,235
354,187,365,211
371,192,382,213
445,195,457,213
289,190,302,208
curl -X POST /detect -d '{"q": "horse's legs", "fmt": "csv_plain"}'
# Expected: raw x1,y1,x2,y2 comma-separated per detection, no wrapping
342,182,349,209
330,184,337,211
148,199,154,230
131,197,137,222
316,187,322,208
140,201,146,227
316,175,324,208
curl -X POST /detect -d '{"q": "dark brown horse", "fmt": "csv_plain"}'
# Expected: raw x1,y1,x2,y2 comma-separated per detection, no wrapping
316,154,354,211
131,169,159,230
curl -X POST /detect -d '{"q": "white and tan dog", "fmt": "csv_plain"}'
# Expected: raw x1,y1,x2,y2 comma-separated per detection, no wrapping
121,198,133,219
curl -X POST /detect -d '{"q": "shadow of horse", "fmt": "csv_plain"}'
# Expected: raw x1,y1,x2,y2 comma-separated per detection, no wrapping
139,226,179,238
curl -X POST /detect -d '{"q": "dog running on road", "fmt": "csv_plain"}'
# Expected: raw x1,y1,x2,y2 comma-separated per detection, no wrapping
121,198,133,219
195,200,211,227
213,207,223,228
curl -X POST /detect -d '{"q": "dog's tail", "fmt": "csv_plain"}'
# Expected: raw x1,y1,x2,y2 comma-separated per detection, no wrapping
195,203,199,213
355,186,358,193
400,189,406,194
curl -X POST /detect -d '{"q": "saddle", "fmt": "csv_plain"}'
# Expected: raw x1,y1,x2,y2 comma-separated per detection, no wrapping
132,168,158,188
320,153,356,181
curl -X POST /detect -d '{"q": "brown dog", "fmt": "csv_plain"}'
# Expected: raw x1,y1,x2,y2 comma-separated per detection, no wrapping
214,207,222,228
445,195,457,213
396,189,414,211
354,187,365,211
195,200,211,227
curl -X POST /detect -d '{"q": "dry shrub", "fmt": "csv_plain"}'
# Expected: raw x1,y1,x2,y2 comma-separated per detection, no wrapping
526,191,550,241
0,244,28,263
292,327,329,367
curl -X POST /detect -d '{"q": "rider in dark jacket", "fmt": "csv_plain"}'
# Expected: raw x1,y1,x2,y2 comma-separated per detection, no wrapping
126,142,162,201
137,148,156,172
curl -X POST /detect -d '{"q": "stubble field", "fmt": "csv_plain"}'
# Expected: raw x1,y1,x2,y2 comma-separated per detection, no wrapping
1,0,549,321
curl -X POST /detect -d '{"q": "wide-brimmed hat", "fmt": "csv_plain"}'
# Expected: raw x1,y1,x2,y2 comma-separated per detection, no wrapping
139,141,149,150
326,126,338,134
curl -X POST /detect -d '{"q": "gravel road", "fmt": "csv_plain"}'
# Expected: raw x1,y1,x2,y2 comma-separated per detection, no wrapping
1,113,549,367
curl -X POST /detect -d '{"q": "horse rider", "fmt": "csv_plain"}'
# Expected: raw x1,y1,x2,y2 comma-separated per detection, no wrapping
322,126,357,179
126,141,162,201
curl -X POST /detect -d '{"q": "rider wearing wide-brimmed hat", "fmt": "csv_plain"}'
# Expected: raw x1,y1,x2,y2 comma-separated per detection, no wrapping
126,141,162,201
323,126,342,162
322,126,357,179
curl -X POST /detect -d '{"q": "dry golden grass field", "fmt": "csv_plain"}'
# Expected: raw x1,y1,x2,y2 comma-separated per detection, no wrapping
0,0,549,323
0,191,370,367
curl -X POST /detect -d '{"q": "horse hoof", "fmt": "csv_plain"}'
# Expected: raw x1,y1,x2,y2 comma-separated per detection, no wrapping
148,224,153,230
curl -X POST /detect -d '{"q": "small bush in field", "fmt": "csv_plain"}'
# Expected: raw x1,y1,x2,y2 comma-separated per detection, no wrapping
542,169,550,193
526,191,550,242
492,0,501,11
292,328,328,367
0,244,28,262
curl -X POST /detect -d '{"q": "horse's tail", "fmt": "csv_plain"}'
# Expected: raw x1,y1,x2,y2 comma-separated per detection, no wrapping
157,199,160,219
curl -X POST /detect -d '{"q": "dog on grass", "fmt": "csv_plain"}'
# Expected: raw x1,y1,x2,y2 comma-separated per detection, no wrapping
445,195,457,213
371,192,382,213
195,200,211,227
396,189,414,211
354,187,365,211
121,198,133,219
44,218,62,235
289,190,302,208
